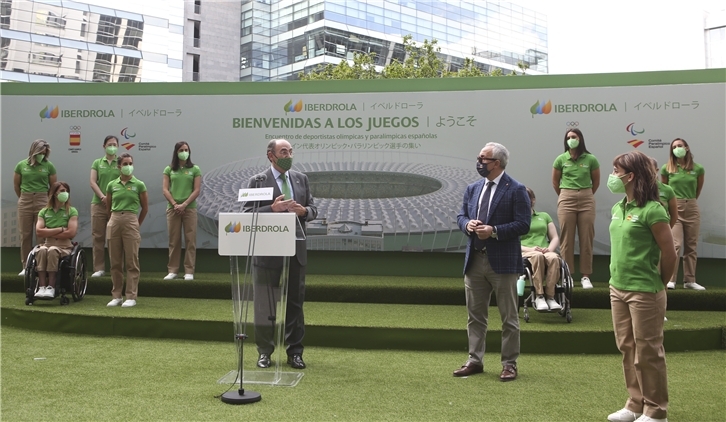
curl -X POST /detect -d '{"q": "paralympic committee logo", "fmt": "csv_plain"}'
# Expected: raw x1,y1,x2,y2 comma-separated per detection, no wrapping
121,142,136,150
626,122,645,148
283,100,303,114
120,127,136,139
530,100,552,117
39,106,59,121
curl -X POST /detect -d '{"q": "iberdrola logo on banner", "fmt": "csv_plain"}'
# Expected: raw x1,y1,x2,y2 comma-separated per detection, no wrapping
39,106,59,121
283,100,303,114
530,100,552,117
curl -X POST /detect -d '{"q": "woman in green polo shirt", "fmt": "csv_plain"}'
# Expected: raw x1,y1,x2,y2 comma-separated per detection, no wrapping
89,135,121,278
14,139,57,275
551,128,600,289
606,150,675,422
161,141,202,281
520,187,562,312
105,153,148,308
660,138,706,291
33,181,78,299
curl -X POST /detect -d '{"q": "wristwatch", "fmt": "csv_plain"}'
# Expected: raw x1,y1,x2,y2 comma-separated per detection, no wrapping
491,226,498,239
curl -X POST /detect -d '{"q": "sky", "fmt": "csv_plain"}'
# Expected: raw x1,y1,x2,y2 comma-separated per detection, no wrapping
513,0,725,74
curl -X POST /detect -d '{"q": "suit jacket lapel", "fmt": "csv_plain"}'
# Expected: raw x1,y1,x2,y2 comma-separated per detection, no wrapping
265,168,282,198
488,173,510,218
471,179,485,220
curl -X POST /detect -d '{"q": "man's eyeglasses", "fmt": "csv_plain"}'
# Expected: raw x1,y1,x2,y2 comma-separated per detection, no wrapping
477,157,496,164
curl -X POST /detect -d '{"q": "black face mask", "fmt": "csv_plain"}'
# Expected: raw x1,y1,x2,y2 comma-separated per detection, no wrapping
476,161,490,178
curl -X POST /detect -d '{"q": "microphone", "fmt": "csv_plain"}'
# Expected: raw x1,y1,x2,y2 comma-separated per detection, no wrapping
254,173,267,181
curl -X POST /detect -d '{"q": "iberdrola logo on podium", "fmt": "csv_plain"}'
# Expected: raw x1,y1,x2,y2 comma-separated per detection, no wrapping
224,221,242,234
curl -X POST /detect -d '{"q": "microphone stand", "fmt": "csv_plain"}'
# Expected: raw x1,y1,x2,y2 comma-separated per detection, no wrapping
221,174,265,404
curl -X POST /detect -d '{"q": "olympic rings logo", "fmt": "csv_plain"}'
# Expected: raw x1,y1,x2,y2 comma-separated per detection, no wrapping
565,121,578,127
69,125,81,131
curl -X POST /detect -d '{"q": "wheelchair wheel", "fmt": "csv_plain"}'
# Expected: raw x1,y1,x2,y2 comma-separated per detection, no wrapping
24,251,40,306
70,249,88,302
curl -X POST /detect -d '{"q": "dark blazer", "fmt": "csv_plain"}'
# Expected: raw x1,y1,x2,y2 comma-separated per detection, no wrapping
243,167,318,267
457,172,531,275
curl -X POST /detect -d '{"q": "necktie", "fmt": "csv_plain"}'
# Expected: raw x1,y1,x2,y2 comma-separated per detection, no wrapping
474,181,494,251
281,173,291,200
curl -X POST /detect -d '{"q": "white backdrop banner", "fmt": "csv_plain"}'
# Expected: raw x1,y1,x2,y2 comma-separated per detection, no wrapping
2,70,724,258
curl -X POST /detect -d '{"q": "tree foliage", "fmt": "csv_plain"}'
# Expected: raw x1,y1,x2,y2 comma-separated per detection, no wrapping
299,35,528,80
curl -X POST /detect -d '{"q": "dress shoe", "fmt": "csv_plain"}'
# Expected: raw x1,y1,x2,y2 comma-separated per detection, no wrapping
453,362,483,377
500,364,517,381
287,353,306,369
257,353,271,368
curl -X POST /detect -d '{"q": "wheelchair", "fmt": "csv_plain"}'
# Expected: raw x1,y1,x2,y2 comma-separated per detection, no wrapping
24,242,88,306
520,256,573,323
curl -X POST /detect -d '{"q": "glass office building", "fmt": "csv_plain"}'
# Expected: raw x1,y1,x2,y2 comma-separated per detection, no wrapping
0,0,184,82
240,0,548,81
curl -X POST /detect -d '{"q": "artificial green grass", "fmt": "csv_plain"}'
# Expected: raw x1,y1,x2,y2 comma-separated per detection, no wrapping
3,272,724,310
2,326,725,421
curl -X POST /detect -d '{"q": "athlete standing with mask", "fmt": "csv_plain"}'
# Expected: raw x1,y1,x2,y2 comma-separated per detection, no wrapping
606,150,675,422
162,141,201,281
105,153,148,308
552,128,600,289
14,139,57,275
660,138,706,290
89,135,120,277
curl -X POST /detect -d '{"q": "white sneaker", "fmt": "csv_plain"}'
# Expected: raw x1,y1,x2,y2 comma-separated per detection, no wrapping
184,274,194,281
534,296,548,311
684,282,706,291
608,408,643,422
581,276,593,289
107,298,123,307
19,269,26,276
666,281,675,289
91,271,105,277
35,286,46,298
121,299,137,307
163,273,177,280
664,316,668,322
546,298,562,310
634,415,667,422
43,286,55,298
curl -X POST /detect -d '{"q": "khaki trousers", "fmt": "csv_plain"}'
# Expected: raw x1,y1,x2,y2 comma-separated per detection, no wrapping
36,238,73,272
557,188,595,275
166,207,197,275
18,192,48,267
522,250,560,298
91,203,110,272
107,212,141,300
670,199,700,284
464,250,520,367
610,285,668,420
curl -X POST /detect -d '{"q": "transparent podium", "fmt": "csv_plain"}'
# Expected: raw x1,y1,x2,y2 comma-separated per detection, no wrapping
217,211,305,404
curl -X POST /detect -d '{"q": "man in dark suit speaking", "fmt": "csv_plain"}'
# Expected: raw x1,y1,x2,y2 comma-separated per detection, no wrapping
243,139,317,370
453,142,531,381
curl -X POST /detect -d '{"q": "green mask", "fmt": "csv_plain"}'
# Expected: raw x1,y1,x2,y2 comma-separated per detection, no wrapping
607,173,629,194
673,147,687,158
106,146,118,155
121,165,134,176
35,153,45,163
178,151,190,160
276,156,293,171
57,192,69,203
567,138,579,149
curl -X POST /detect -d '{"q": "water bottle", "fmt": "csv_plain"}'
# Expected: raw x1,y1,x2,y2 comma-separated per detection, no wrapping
517,275,526,296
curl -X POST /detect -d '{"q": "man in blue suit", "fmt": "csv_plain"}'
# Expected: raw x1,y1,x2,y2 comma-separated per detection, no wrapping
453,142,531,381
243,139,317,370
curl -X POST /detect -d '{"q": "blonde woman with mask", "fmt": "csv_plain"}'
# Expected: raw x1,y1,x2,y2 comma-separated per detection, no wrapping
89,135,120,277
660,138,706,290
34,181,78,299
14,139,57,275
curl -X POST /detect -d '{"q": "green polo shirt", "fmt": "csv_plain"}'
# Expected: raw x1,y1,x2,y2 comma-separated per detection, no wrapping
553,152,599,190
91,156,120,204
520,211,553,249
38,206,78,229
657,181,675,218
660,163,704,199
106,177,147,213
163,165,201,209
14,159,57,193
609,198,669,293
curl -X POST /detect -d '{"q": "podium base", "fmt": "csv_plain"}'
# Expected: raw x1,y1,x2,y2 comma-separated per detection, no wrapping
221,390,261,405
218,370,304,387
